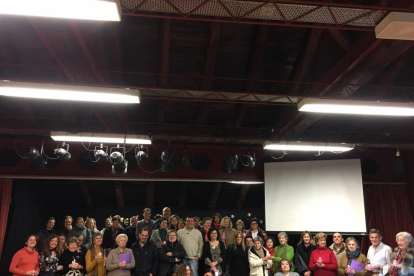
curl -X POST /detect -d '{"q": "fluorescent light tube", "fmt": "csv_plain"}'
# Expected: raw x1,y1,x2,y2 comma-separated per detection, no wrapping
0,81,139,103
228,181,264,184
51,132,151,144
298,98,414,116
263,141,353,152
0,0,121,21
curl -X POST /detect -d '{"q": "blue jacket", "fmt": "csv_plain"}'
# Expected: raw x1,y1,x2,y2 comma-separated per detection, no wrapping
131,240,159,276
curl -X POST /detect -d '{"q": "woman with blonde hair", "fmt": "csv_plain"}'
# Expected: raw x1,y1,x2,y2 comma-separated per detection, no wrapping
309,232,338,276
219,216,237,248
172,264,191,276
295,231,316,276
227,232,249,276
85,233,105,276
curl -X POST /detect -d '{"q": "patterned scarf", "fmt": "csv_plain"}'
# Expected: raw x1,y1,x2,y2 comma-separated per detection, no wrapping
275,243,289,259
390,249,405,276
346,249,361,265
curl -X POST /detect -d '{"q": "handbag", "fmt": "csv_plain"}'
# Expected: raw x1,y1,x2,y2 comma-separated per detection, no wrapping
65,269,83,276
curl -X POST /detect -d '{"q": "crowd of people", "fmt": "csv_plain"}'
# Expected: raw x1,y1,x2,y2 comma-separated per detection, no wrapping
8,207,414,276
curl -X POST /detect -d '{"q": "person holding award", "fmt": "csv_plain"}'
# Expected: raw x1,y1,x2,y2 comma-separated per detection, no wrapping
366,229,392,276
337,237,367,276
309,232,338,276
389,232,414,276
106,234,135,276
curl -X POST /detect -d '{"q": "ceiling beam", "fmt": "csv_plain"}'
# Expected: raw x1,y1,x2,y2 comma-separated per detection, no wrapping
146,182,155,209
178,182,187,210
159,19,171,86
158,101,166,124
328,29,352,52
79,180,93,208
208,182,222,210
115,181,125,208
236,184,251,209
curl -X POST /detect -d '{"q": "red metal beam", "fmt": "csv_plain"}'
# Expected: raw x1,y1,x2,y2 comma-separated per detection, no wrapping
159,19,170,86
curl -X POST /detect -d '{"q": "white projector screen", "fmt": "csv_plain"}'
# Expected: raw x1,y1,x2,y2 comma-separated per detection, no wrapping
264,159,366,233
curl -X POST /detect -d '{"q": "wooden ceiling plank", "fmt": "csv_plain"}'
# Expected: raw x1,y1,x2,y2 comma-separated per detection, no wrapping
79,180,94,208
115,181,125,208
208,182,222,210
178,182,188,210
236,184,251,209
146,182,155,209
328,29,352,52
160,19,171,86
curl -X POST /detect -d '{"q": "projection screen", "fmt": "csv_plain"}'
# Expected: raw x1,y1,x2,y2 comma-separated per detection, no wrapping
264,159,366,233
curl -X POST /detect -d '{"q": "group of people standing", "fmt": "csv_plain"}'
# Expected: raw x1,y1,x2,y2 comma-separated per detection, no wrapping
8,207,414,276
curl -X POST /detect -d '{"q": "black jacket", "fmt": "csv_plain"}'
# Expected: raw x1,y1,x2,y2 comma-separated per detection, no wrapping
125,226,137,248
201,240,227,273
227,243,249,276
57,249,86,275
158,241,186,276
131,240,159,276
102,226,126,249
295,243,317,276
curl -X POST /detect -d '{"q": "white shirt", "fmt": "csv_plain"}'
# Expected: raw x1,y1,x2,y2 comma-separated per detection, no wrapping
251,230,258,239
367,242,392,276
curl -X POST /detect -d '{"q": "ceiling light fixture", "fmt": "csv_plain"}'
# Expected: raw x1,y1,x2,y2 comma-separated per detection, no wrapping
228,181,264,184
50,132,151,145
0,81,139,103
298,98,414,116
0,0,121,21
375,12,414,40
263,141,354,152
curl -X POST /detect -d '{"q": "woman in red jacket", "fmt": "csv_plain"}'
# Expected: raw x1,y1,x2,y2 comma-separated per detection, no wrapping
9,234,40,276
309,232,338,276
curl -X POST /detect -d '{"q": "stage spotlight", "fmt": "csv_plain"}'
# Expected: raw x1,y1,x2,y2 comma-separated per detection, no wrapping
24,147,40,160
136,150,149,166
179,150,193,166
223,152,238,173
159,149,176,172
241,154,255,168
54,148,71,162
30,155,47,170
161,149,173,163
94,149,108,164
110,151,127,174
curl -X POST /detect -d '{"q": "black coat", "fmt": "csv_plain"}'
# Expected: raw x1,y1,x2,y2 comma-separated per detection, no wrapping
158,241,186,276
227,243,249,276
201,240,227,274
125,226,137,248
102,226,126,249
57,249,86,275
295,243,317,276
131,240,159,276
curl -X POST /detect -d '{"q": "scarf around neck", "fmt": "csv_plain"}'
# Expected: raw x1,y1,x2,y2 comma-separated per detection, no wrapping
346,249,361,265
390,249,406,276
275,243,289,259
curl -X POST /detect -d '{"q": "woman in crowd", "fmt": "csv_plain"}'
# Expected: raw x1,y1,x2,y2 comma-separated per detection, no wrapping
57,234,67,253
58,237,86,276
172,264,191,276
85,233,105,276
106,234,135,276
68,217,92,250
201,227,226,274
389,232,414,276
200,217,212,242
276,259,300,276
177,218,185,230
219,216,237,248
235,219,247,235
57,216,72,237
309,232,338,276
273,232,295,273
86,218,100,234
337,237,367,276
227,232,249,276
212,213,222,229
39,234,62,276
77,235,88,253
159,230,186,276
151,218,169,248
295,231,316,276
101,217,112,236
169,215,179,231
248,236,272,276
9,234,40,276
265,237,276,275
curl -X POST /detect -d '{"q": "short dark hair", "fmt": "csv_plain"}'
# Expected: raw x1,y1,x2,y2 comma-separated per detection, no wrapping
207,227,219,241
245,235,253,242
250,217,258,224
112,215,121,222
25,234,38,244
186,216,194,221
46,217,55,223
160,218,168,223
202,217,212,224
369,229,382,237
279,259,291,270
138,228,149,235
265,236,276,248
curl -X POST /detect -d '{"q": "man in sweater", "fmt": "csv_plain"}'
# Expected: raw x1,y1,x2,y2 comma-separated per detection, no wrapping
131,228,159,276
177,216,204,276
37,217,56,251
136,208,156,236
329,233,346,265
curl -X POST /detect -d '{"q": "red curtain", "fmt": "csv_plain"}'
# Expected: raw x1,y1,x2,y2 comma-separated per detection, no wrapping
0,179,12,262
361,184,414,253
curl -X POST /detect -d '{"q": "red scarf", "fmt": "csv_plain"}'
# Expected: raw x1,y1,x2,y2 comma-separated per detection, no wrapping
203,227,209,242
390,249,405,276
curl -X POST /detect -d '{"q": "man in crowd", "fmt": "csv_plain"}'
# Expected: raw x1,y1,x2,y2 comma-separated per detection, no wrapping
367,229,392,276
136,208,156,235
329,232,346,265
156,207,171,228
126,215,139,248
177,216,204,276
245,218,267,239
37,217,56,251
193,216,200,230
102,215,125,249
132,228,159,276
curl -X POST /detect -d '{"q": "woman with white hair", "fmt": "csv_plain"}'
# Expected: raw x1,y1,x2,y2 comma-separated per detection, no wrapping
273,232,295,273
248,236,272,276
106,234,136,276
389,232,414,276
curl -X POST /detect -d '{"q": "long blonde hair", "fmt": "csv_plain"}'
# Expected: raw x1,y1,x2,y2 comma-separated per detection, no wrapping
172,264,190,276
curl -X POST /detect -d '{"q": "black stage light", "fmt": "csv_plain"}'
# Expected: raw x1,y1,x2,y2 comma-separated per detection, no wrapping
179,150,193,166
110,151,127,174
159,149,176,172
223,152,238,172
54,148,71,162
24,147,40,160
30,155,47,170
241,154,255,168
136,150,149,166
94,149,108,164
